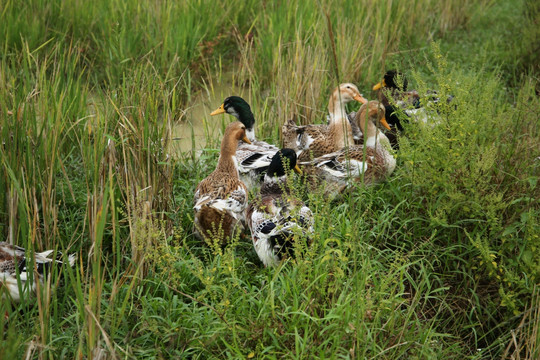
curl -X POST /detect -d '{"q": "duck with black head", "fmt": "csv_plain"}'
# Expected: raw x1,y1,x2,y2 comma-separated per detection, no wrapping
246,149,314,267
210,96,280,190
373,70,451,148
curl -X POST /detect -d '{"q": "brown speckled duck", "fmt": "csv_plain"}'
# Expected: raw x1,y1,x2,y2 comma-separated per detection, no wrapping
300,101,396,198
193,121,251,244
347,101,393,149
282,83,368,161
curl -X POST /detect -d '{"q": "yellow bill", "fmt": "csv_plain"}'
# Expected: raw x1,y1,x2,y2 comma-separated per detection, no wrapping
294,164,302,175
210,103,226,116
372,79,386,91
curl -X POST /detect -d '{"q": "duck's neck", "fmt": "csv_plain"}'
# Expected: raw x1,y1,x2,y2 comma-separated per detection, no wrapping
328,118,354,149
234,108,256,142
245,128,256,142
261,174,288,195
356,110,378,149
216,134,240,176
327,93,348,122
328,96,354,149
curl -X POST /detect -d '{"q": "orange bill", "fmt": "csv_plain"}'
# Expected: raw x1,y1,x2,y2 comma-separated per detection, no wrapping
210,103,226,116
380,117,391,130
294,164,302,175
353,94,368,104
242,135,252,144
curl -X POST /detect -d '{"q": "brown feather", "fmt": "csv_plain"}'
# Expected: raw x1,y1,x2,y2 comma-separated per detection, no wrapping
300,102,395,198
282,84,364,162
193,121,249,244
195,207,238,245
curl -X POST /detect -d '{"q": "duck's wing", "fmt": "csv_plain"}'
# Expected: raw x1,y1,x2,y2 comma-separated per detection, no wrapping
301,145,385,179
282,120,328,153
236,141,279,173
248,195,312,267
0,241,76,302
194,175,248,216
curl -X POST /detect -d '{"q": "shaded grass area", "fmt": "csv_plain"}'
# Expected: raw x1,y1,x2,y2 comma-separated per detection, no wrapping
1,0,539,358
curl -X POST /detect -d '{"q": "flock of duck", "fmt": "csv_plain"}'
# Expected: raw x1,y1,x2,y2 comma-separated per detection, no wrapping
0,70,434,303
193,70,434,267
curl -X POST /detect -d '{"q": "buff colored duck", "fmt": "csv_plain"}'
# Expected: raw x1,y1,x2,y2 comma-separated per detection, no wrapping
0,242,76,302
281,83,368,161
346,101,393,149
246,149,313,267
300,101,396,198
210,96,280,190
193,121,251,244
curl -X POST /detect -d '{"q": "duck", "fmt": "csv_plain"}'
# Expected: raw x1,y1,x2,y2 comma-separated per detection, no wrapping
210,96,280,190
373,70,452,135
246,149,314,267
373,70,419,109
372,70,419,148
193,121,251,245
300,101,396,198
281,83,368,161
342,100,392,149
0,242,76,302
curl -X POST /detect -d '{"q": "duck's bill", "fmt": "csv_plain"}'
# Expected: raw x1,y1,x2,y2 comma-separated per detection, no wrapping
210,104,226,116
294,164,303,175
380,117,391,130
372,79,386,91
353,94,368,104
242,135,252,144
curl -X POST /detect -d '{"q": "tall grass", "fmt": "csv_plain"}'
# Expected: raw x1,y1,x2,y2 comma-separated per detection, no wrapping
1,0,539,358
229,0,493,133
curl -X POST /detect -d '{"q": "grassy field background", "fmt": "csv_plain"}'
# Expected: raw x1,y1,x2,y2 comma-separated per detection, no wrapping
1,0,539,358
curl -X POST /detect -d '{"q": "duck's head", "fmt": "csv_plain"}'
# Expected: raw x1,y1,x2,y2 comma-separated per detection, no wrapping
332,83,368,105
369,101,390,130
223,121,252,145
357,101,391,131
328,83,368,119
211,96,256,140
267,148,302,178
372,70,408,92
